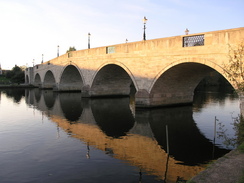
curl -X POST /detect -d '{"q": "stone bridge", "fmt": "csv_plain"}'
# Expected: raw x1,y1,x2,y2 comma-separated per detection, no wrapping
25,27,244,107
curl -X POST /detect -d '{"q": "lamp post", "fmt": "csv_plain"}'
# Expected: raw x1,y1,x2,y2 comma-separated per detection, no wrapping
88,32,91,49
143,16,148,41
184,28,189,47
57,45,59,57
185,28,189,35
42,54,44,64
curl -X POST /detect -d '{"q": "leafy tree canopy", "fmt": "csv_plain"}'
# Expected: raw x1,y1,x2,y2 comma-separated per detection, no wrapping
5,65,25,84
223,42,244,92
66,46,76,53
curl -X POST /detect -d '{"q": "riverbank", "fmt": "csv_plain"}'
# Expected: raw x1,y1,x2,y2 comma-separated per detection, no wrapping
0,84,36,88
189,148,244,183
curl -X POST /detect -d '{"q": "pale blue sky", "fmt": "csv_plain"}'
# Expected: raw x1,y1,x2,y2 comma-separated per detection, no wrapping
0,0,243,69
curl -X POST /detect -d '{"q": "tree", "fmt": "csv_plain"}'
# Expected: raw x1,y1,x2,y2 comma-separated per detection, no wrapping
223,42,244,92
5,65,25,84
66,46,76,53
222,42,244,151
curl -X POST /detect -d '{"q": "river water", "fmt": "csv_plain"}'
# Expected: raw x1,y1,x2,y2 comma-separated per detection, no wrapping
0,87,240,183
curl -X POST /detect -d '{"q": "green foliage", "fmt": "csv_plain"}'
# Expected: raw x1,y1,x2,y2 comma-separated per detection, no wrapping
237,170,244,183
186,180,196,183
229,115,244,152
237,116,244,149
238,142,244,153
214,114,244,151
66,46,76,53
0,75,11,84
5,65,25,84
223,42,244,92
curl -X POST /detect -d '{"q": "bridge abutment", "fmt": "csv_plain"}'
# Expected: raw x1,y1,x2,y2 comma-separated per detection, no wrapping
149,92,194,107
135,89,194,108
135,90,151,107
81,85,91,98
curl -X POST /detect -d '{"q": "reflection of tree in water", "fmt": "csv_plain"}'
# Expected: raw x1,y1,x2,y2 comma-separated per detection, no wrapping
1,89,25,103
216,114,243,149
193,73,236,112
91,97,135,138
193,86,238,112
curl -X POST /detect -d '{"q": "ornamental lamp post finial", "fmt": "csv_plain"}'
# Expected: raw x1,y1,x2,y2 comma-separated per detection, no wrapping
185,28,189,35
143,16,148,41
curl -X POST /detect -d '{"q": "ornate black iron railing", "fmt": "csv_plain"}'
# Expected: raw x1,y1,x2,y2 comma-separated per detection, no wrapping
183,34,204,47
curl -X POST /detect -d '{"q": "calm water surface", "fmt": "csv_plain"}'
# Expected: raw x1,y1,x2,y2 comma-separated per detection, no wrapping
0,88,240,183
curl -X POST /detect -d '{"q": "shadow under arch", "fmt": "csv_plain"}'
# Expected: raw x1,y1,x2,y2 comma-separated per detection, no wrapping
149,58,232,93
136,106,230,165
59,92,83,123
59,64,84,91
149,62,222,107
91,97,135,138
34,73,41,87
43,70,56,89
90,63,137,97
25,75,29,84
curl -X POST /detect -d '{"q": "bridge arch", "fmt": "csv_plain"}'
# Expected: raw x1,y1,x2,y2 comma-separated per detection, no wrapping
59,64,84,91
90,63,137,97
34,73,42,87
149,58,230,92
43,70,56,89
148,59,231,107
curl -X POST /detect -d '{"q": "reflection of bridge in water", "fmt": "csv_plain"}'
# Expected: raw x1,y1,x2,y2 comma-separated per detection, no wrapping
25,89,229,182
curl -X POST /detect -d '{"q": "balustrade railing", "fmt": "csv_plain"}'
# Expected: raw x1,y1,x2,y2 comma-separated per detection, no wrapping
183,34,204,47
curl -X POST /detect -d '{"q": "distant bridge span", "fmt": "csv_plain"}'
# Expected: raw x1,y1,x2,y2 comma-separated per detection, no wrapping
25,27,244,107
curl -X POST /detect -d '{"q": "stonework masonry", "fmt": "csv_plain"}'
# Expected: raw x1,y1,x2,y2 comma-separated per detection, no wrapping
25,27,244,107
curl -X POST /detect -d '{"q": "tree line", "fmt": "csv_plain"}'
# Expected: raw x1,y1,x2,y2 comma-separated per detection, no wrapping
1,65,25,84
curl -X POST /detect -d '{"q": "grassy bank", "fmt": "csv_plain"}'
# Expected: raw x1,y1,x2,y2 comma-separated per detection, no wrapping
0,75,11,84
0,84,36,88
0,75,36,88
